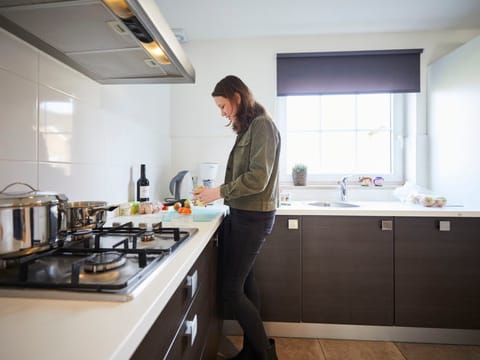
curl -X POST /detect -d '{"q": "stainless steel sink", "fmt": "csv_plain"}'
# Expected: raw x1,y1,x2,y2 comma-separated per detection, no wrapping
308,201,360,208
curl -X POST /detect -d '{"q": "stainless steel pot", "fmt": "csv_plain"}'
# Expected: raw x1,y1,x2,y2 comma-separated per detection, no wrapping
0,182,68,257
66,201,119,231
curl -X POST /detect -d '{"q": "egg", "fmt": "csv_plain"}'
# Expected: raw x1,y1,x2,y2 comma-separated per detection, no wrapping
434,197,447,207
421,195,436,207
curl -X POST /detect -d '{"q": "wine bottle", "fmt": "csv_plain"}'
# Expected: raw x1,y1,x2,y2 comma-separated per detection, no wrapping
136,164,150,202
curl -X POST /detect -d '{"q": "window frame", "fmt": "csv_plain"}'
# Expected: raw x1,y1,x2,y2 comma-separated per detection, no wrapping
276,93,405,185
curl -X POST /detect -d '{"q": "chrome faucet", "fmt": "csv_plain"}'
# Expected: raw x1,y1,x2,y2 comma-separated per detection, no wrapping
339,175,352,201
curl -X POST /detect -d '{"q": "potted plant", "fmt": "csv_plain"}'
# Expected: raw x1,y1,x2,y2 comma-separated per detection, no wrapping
292,163,307,186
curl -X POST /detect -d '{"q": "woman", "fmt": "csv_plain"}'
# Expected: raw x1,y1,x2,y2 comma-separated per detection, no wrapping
194,75,280,360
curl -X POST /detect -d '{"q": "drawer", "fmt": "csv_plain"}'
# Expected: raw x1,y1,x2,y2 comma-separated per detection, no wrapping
132,240,214,359
165,266,212,360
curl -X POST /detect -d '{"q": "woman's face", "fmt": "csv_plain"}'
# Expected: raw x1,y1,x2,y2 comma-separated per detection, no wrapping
214,94,240,123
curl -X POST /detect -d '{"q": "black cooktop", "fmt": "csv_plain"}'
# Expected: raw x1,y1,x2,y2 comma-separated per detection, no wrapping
0,222,198,295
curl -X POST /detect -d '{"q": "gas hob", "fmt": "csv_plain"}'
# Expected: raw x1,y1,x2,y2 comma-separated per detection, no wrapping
0,221,198,301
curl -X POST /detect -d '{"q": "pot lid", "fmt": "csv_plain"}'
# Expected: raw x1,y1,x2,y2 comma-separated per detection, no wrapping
0,182,68,208
67,201,108,208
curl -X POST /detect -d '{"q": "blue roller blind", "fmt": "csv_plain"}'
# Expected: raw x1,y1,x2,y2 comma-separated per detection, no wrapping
277,49,423,96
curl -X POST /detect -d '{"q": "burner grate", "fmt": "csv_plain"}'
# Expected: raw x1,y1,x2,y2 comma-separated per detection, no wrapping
0,221,197,295
83,252,127,273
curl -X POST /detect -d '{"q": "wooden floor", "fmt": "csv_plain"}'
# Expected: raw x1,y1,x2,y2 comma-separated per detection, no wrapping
217,335,480,360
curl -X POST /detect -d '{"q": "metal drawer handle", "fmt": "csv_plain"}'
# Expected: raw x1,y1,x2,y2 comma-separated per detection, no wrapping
288,219,299,230
186,270,198,299
381,220,393,231
439,220,451,232
212,232,219,247
185,314,198,346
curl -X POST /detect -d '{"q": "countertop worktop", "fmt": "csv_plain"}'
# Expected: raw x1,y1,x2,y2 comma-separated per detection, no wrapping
1,201,479,359
0,208,225,360
277,200,480,217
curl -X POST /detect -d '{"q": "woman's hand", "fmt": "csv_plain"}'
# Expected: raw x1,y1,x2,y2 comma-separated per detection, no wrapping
193,186,221,205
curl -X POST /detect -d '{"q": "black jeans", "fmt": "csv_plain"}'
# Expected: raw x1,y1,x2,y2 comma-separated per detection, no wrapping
221,207,276,355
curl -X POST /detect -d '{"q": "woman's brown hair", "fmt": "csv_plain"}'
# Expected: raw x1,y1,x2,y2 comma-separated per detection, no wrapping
212,75,266,134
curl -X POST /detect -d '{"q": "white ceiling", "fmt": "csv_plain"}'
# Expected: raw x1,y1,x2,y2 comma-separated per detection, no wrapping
156,0,480,42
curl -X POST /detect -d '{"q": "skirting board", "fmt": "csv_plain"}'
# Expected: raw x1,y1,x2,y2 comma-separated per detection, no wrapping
223,320,480,345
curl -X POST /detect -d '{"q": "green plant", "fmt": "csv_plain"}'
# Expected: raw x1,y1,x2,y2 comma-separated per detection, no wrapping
292,163,307,186
292,163,307,173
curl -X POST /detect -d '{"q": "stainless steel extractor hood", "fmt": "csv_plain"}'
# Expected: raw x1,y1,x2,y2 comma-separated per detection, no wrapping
0,0,195,84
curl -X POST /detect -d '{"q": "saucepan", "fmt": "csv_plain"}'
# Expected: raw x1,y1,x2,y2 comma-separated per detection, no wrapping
0,182,68,257
65,201,119,231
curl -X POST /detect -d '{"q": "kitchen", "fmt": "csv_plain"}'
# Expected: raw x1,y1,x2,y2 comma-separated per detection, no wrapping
2,0,480,359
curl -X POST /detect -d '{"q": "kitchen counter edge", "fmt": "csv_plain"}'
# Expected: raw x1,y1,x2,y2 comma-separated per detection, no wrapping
0,212,225,360
277,201,480,217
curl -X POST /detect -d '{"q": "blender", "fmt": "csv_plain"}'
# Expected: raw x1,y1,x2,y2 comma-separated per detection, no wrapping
199,162,219,188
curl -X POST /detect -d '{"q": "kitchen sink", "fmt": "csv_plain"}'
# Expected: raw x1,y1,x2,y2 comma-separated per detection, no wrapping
308,201,360,208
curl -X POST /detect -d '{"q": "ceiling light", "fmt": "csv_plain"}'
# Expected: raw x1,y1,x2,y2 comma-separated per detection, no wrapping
102,0,133,19
141,41,171,64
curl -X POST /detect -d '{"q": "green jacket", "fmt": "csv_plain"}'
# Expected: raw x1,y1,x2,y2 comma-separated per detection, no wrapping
220,114,281,211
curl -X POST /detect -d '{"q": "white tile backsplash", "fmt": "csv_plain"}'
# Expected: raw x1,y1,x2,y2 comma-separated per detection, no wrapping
104,164,137,203
100,84,173,198
70,98,107,165
0,161,38,190
38,52,100,105
101,106,150,165
38,81,108,165
1,31,171,203
0,69,38,161
38,85,73,162
0,28,37,82
38,162,108,201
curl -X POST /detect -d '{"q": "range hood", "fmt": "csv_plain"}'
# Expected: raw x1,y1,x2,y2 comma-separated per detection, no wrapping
0,0,195,84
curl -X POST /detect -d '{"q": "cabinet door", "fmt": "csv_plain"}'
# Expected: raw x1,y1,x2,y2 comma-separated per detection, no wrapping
302,216,394,325
132,236,220,360
132,260,197,360
167,259,212,360
169,238,221,360
255,215,302,322
201,236,222,360
395,217,480,329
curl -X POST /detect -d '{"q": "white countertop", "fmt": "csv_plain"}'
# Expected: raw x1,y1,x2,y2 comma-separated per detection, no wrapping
277,201,480,217
0,209,225,360
1,202,478,359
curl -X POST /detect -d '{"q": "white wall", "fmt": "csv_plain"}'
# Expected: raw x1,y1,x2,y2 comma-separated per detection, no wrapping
428,35,480,206
2,27,480,204
0,28,172,204
172,29,480,200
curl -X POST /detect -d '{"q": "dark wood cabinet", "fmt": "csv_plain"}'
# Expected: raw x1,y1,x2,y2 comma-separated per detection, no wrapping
395,217,480,329
224,213,480,331
255,215,302,322
132,235,221,359
302,216,394,326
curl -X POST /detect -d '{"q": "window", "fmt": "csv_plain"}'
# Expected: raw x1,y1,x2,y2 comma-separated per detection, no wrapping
277,93,405,183
276,49,422,184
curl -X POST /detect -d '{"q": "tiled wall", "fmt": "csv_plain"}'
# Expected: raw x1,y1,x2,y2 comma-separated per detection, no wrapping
0,28,172,204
